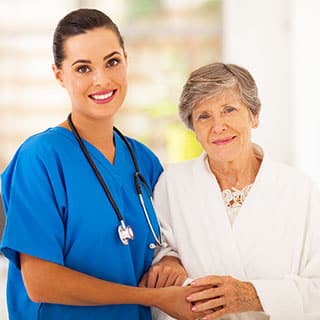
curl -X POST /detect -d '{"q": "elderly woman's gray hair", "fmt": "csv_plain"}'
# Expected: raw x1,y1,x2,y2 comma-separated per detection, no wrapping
179,62,261,129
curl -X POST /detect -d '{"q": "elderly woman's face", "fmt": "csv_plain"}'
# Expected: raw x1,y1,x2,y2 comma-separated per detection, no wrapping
192,88,258,164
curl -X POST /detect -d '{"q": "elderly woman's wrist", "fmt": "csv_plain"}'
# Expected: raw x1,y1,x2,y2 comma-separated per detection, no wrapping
244,281,264,311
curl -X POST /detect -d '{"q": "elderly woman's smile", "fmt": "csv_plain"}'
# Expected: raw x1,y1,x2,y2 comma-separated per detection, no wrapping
191,88,258,166
211,136,236,145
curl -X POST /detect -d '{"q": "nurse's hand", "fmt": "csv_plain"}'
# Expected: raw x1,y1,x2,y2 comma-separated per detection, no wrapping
139,256,187,288
186,275,263,319
156,285,209,320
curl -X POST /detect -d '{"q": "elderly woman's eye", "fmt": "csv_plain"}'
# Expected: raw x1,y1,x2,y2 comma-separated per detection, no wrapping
77,65,91,73
224,106,236,113
198,113,210,120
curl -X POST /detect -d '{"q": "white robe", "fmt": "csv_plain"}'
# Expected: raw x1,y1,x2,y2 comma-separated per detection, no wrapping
152,152,320,320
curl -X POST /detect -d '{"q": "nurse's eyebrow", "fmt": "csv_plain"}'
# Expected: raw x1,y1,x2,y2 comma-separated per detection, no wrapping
103,51,121,61
72,59,91,66
71,51,121,66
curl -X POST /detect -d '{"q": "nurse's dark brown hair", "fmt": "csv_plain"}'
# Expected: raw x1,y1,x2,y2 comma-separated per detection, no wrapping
53,8,125,68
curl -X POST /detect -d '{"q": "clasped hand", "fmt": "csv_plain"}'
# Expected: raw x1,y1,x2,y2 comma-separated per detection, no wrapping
187,275,263,319
139,256,187,288
139,256,207,319
139,258,263,320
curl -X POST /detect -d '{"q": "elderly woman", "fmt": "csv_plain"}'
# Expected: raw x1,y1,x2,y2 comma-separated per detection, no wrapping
145,63,320,320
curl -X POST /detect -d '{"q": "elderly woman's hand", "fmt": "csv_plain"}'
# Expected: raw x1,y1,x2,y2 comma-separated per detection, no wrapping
187,275,263,319
139,256,187,288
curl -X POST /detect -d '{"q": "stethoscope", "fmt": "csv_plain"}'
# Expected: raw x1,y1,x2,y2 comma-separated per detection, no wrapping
67,114,167,249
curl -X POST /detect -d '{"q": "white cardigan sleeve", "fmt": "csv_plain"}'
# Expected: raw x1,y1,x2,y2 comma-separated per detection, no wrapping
152,171,180,264
252,182,320,320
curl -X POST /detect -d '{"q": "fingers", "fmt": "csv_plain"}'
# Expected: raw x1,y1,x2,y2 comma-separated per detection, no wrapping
191,275,225,287
147,267,161,288
199,307,226,320
161,270,179,287
189,276,263,317
153,271,170,288
141,258,188,288
174,274,186,286
157,285,208,320
185,281,227,319
139,266,178,288
138,272,148,288
191,296,225,313
187,287,224,303
184,285,214,297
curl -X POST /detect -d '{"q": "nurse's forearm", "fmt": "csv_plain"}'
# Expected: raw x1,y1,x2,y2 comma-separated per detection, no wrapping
20,253,158,305
19,253,183,308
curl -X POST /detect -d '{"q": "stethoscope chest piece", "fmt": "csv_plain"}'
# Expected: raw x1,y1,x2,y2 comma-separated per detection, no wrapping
67,114,164,248
118,221,134,245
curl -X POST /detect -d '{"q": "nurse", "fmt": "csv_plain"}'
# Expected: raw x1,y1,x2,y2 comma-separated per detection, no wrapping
148,63,320,320
0,8,200,320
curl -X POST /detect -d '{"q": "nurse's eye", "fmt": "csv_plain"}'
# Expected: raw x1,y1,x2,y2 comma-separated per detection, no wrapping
76,65,91,73
106,58,120,68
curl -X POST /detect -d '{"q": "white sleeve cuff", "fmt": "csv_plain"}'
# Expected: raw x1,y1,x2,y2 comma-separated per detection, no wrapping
152,249,179,265
251,278,303,320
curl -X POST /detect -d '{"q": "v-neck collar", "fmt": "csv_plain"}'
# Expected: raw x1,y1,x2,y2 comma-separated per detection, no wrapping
51,126,125,172
193,155,247,278
201,144,266,228
194,147,272,278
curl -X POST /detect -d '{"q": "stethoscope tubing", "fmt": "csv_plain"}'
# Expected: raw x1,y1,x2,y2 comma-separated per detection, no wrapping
138,193,162,248
67,113,165,248
67,114,123,222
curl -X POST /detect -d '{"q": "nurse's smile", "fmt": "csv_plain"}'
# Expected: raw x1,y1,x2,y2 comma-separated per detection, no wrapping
89,89,117,104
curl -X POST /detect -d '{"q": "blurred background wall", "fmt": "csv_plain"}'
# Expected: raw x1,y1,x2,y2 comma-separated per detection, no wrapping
224,0,320,185
0,0,220,173
1,0,320,319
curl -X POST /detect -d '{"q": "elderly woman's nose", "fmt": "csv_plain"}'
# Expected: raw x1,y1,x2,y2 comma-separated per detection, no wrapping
210,116,227,134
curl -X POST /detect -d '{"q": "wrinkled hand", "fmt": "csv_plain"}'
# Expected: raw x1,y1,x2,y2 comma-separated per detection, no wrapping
139,256,187,288
187,275,263,319
156,285,209,320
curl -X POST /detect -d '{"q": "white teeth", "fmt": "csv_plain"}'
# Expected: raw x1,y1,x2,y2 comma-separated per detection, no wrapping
91,91,113,100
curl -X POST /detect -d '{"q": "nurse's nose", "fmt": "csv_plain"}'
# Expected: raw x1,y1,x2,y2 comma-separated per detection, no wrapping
93,68,110,87
211,116,227,134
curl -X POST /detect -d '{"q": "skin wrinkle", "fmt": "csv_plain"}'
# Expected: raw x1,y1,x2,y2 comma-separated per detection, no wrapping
192,88,260,191
182,81,264,318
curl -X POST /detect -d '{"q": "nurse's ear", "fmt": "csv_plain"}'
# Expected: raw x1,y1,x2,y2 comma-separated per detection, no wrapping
124,51,128,66
52,64,66,88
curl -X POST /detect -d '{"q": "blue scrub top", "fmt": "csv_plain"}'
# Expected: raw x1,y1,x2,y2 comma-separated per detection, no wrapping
0,127,163,320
